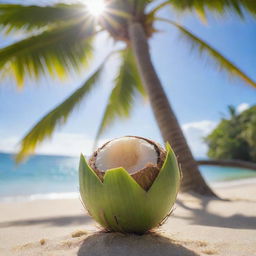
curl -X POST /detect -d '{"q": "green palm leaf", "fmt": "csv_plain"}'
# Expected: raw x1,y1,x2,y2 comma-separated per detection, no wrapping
0,19,96,87
15,60,106,163
0,3,87,33
94,48,146,146
169,0,256,20
159,18,256,88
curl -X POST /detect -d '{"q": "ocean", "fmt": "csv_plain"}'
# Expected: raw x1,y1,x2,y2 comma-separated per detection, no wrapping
0,153,256,202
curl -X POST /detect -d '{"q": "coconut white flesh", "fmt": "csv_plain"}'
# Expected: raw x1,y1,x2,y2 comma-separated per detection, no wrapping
95,137,158,174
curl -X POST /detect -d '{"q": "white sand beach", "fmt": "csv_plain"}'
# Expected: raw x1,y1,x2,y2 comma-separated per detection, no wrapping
0,181,255,256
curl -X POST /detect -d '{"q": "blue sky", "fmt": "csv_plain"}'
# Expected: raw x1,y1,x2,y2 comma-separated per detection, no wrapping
0,1,255,158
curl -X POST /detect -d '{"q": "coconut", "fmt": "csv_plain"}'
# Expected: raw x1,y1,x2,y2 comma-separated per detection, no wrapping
79,136,180,234
89,136,166,190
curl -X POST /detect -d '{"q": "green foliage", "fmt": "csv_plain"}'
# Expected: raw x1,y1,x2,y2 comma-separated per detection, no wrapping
15,61,106,163
0,19,95,86
205,105,256,162
162,19,256,88
227,105,237,118
95,48,146,145
0,4,86,34
169,0,256,20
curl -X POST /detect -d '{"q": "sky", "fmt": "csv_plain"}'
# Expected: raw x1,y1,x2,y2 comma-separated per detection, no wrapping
0,0,255,159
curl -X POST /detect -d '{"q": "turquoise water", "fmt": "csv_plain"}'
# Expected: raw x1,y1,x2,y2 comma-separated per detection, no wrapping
0,153,256,200
0,153,79,199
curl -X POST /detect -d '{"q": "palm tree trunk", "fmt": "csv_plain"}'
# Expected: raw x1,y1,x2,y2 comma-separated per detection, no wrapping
128,22,216,196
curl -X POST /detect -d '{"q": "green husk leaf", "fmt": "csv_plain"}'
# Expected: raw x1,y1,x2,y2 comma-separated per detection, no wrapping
103,167,147,233
147,144,180,228
79,154,105,226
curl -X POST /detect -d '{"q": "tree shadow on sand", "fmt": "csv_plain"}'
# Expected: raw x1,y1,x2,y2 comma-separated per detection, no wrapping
0,214,92,228
77,232,200,256
175,194,256,230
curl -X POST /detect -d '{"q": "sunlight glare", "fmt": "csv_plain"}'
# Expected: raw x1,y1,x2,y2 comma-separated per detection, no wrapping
85,0,106,17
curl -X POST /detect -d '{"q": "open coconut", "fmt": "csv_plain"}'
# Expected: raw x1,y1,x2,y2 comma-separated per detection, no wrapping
79,136,180,234
89,136,166,191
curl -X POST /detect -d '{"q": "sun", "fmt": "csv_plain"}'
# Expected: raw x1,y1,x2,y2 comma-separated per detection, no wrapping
85,0,106,17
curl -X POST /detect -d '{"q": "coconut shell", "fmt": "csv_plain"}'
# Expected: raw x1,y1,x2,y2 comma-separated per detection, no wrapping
89,136,166,191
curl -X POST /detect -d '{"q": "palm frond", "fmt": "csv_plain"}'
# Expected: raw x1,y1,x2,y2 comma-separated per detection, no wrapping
0,19,96,87
15,59,107,163
168,0,256,19
159,18,256,88
0,3,87,34
94,47,146,147
147,1,170,16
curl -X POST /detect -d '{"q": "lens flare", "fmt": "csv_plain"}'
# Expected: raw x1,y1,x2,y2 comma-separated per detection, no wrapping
85,0,106,17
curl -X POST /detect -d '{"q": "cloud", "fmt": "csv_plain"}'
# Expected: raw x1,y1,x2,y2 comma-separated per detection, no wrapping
237,103,250,114
182,120,217,158
0,135,19,154
0,132,108,157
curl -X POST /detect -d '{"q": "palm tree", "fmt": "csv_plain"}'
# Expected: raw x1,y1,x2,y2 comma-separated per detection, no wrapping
228,105,237,119
0,0,255,196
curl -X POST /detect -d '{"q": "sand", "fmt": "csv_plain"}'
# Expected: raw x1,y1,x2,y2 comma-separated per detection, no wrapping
0,181,256,256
